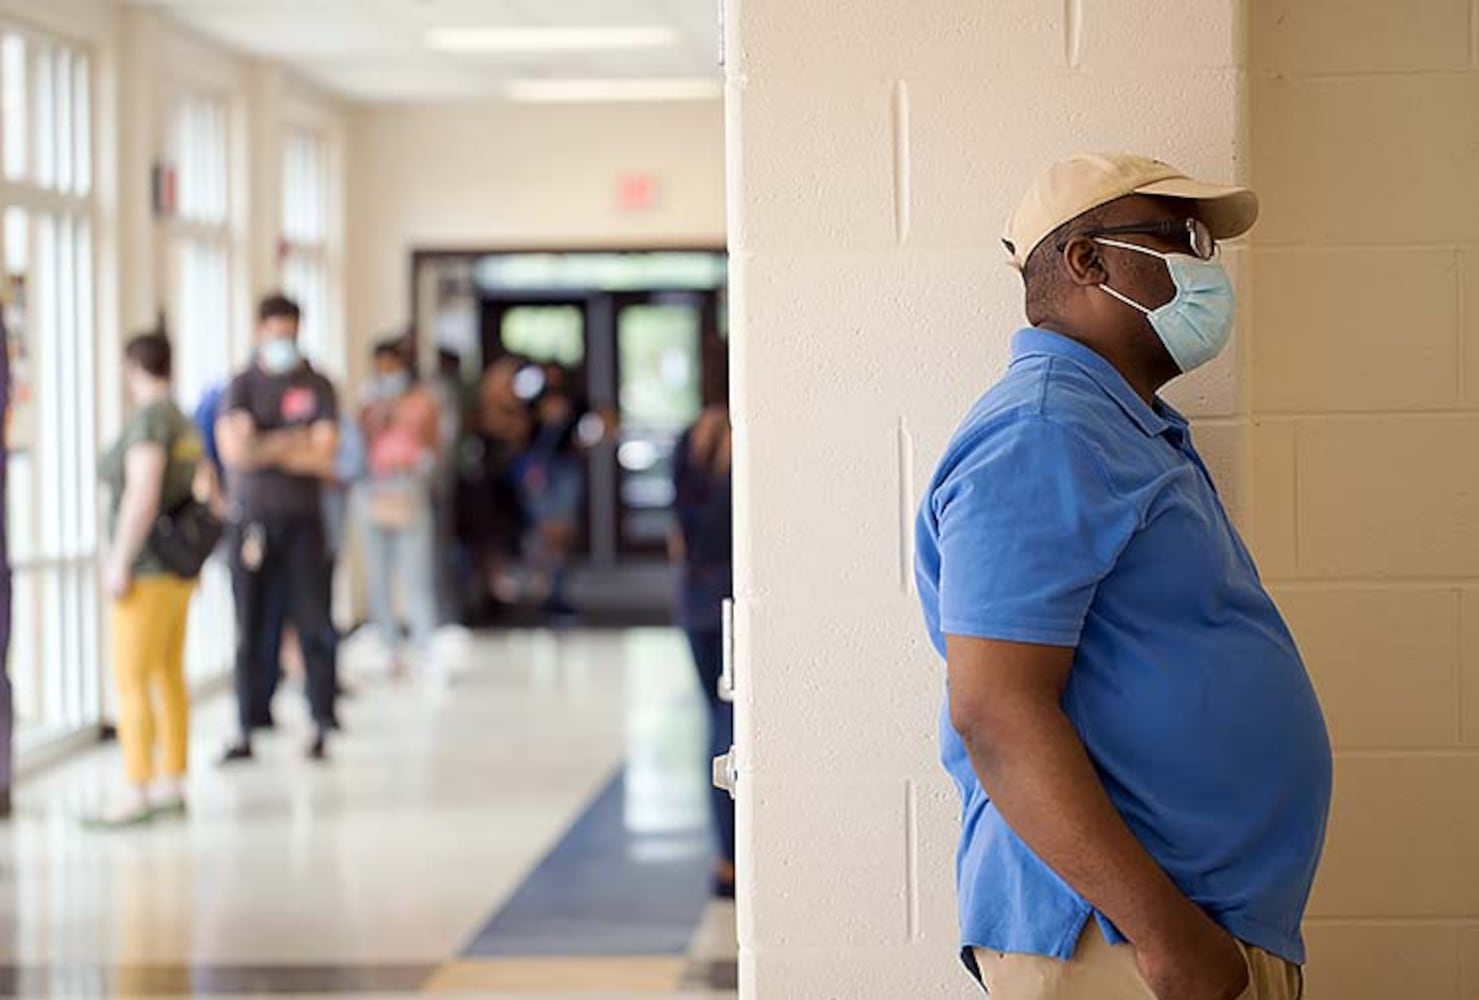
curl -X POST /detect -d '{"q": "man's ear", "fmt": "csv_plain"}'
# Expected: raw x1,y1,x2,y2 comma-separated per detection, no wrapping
1061,235,1105,287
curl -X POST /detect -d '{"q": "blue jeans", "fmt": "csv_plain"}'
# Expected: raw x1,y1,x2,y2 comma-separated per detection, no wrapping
361,490,438,656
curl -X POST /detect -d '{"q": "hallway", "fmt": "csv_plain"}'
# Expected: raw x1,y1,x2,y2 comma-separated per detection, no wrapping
0,630,737,998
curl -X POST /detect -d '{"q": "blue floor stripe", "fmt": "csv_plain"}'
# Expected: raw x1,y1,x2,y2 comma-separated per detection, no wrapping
463,770,713,958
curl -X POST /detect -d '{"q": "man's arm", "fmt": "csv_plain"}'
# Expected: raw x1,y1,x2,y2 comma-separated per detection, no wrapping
277,418,338,478
215,410,309,472
946,634,1247,1000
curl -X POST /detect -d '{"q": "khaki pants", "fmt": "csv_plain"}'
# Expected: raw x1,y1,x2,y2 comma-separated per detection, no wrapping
111,576,195,784
973,921,1302,1000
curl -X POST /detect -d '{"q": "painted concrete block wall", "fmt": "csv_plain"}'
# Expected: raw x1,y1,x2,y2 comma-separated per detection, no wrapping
1248,2,1479,997
725,1,1248,995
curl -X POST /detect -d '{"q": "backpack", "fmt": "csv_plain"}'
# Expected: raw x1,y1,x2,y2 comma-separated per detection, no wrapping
148,425,224,578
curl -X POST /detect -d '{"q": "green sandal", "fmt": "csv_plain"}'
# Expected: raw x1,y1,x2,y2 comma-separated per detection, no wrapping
82,804,154,831
150,798,188,820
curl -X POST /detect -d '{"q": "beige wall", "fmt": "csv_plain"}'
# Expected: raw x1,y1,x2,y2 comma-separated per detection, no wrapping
112,8,349,409
20,4,352,692
0,0,109,40
0,3,352,741
726,0,1248,995
730,0,1479,996
343,100,726,375
1247,2,1479,997
0,2,347,447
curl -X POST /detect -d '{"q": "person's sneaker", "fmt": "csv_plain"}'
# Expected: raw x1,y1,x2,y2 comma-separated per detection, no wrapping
82,800,153,832
307,731,328,762
218,742,254,766
249,715,276,731
150,796,188,821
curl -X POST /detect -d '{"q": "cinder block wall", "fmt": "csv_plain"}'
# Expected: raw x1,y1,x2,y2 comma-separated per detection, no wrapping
725,1,1248,995
1248,2,1479,997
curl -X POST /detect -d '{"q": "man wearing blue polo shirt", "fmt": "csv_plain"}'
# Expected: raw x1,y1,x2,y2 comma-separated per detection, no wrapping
916,153,1332,1000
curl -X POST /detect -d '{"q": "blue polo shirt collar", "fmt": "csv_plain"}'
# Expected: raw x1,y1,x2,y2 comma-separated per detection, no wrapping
1009,328,1173,438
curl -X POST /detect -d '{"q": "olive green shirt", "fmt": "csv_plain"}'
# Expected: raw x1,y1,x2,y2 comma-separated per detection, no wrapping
98,400,202,576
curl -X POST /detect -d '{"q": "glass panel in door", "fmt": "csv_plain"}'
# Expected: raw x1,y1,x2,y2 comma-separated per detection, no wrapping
499,304,586,367
615,298,703,554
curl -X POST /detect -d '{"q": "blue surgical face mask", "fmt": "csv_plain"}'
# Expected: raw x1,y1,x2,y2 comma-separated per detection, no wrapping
1094,238,1235,373
259,337,300,375
376,371,412,398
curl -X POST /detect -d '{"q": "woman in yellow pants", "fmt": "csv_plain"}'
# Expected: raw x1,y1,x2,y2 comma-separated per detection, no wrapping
90,330,204,829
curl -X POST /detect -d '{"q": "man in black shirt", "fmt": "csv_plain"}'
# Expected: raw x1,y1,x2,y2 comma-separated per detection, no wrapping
217,294,339,761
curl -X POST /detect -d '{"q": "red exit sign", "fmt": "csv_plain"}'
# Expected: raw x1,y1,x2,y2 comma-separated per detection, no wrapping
618,173,660,212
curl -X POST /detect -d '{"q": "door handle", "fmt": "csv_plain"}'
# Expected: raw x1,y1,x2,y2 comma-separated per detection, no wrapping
712,746,738,800
719,597,735,702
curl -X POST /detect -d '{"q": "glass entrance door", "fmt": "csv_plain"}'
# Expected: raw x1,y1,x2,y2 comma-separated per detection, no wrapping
613,293,705,556
463,263,725,624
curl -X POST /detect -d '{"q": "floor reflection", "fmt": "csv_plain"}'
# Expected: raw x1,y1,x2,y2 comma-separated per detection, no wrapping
0,628,736,997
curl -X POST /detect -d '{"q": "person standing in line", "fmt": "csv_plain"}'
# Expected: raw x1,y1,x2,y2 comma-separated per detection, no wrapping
195,379,287,731
192,380,226,487
323,410,366,596
916,154,1331,999
671,395,735,898
358,338,442,676
515,364,586,618
428,347,465,625
217,294,340,762
469,356,534,614
90,331,204,827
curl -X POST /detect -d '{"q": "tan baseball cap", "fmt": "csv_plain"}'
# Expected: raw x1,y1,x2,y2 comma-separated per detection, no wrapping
1002,152,1259,269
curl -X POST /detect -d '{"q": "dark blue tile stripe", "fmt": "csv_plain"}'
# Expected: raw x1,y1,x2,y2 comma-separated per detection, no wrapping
462,769,712,958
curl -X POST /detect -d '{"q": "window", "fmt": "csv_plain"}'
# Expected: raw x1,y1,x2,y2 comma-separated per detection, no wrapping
501,306,586,366
169,94,232,410
281,128,332,368
1,28,101,743
615,300,703,549
166,92,235,686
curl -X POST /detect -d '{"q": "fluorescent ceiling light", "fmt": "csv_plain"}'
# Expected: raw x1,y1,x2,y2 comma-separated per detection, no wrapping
505,78,723,103
426,26,678,53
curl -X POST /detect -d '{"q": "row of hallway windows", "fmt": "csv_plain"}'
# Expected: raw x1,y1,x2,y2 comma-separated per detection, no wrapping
3,16,344,755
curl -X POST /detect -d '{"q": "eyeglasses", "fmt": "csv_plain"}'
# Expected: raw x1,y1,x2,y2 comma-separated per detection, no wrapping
1061,218,1218,261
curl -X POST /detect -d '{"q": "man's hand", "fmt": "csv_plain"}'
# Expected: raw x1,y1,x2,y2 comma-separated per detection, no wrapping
278,420,338,479
1135,910,1249,1000
218,410,319,472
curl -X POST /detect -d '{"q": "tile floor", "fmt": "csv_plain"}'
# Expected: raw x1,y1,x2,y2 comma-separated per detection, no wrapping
0,629,737,999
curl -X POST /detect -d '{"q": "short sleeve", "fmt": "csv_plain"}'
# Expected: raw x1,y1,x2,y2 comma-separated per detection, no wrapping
120,404,174,452
935,417,1139,648
222,373,251,416
316,377,339,424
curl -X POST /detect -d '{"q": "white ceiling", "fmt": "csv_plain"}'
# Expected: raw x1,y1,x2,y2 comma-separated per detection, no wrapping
129,0,723,102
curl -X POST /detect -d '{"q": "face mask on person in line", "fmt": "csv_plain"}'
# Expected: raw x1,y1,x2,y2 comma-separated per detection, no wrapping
259,337,300,375
375,371,412,399
1093,238,1235,373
